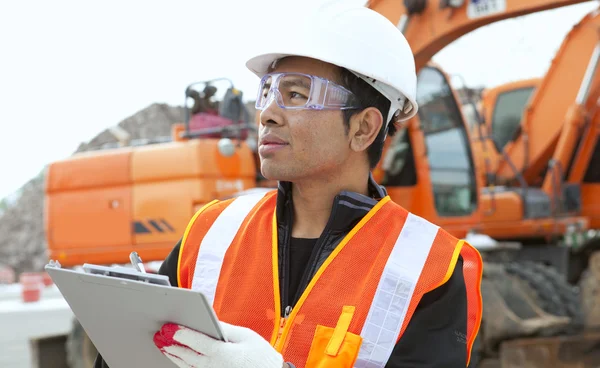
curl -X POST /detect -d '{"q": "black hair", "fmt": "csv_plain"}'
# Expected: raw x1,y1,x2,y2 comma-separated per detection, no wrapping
338,68,397,169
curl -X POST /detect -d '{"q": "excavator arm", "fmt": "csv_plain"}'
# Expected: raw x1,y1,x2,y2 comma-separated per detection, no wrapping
491,8,600,186
368,0,595,71
542,10,600,228
567,81,600,230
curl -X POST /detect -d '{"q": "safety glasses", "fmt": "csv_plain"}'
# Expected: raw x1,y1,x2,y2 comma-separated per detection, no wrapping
255,72,362,111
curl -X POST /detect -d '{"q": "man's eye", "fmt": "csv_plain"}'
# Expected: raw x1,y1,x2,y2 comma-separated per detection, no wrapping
261,85,271,97
290,91,307,99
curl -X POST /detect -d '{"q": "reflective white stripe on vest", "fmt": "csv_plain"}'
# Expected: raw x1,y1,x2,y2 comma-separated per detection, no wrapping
355,212,439,368
191,192,268,305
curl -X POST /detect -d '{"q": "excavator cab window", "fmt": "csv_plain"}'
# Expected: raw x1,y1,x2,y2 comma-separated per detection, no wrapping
381,127,417,186
491,87,535,151
417,66,477,216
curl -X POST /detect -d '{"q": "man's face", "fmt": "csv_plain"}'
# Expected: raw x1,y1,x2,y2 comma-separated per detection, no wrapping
257,57,352,182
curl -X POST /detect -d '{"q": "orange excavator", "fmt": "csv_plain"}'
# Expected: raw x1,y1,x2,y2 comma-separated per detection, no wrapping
467,9,600,355
470,7,600,279
42,1,600,367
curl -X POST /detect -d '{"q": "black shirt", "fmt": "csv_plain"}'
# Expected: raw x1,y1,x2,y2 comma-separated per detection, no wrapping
288,237,318,306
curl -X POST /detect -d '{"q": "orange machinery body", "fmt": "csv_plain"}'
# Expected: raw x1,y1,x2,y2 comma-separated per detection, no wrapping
44,136,256,266
478,80,600,232
477,190,590,239
435,73,590,241
470,78,576,240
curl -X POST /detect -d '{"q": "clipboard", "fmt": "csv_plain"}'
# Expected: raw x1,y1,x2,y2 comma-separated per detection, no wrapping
45,258,227,368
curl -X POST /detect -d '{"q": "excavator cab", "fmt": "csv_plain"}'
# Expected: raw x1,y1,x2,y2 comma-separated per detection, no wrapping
481,79,539,155
183,78,255,141
469,79,539,186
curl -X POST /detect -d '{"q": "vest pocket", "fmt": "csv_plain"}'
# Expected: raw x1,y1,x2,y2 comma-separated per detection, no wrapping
305,306,363,368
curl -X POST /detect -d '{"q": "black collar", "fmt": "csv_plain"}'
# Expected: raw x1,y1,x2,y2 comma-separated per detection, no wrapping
275,173,387,233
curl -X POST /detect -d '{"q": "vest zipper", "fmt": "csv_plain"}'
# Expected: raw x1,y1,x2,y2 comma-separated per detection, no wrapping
273,190,381,351
276,196,338,349
274,202,339,351
281,198,293,313
274,305,292,349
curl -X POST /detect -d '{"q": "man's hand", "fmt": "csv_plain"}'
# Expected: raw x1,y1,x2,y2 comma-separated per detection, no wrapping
153,321,285,368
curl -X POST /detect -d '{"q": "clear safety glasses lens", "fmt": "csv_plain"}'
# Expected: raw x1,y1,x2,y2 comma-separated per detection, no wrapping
255,73,361,111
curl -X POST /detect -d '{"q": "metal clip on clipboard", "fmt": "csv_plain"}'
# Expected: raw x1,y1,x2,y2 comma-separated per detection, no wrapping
47,252,172,287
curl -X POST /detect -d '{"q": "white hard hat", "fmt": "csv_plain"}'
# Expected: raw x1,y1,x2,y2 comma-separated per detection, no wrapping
245,1,418,123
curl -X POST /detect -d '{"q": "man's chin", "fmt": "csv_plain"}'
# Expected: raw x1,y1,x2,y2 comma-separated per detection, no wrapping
260,165,297,183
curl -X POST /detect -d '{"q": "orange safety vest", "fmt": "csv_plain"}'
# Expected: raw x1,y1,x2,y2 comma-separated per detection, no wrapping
178,190,483,368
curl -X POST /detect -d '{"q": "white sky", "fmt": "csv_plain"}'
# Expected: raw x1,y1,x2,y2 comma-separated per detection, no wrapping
0,0,598,200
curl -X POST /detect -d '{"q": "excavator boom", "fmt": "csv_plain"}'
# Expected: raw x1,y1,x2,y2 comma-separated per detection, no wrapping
368,0,596,71
543,9,600,228
568,89,600,229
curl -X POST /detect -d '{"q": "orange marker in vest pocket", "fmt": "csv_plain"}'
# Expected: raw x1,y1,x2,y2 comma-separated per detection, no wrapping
305,306,363,367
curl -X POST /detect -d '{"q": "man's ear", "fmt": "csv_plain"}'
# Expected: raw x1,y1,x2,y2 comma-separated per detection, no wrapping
348,107,384,153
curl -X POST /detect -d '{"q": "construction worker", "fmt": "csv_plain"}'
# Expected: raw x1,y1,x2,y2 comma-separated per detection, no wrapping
94,3,482,368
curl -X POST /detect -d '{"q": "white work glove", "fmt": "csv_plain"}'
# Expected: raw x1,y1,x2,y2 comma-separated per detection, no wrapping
153,322,285,368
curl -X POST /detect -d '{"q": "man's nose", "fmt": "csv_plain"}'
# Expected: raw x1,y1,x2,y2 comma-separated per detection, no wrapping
259,94,284,127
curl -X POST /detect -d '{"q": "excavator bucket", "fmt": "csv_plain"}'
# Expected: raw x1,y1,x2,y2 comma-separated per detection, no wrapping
580,250,600,329
480,263,571,350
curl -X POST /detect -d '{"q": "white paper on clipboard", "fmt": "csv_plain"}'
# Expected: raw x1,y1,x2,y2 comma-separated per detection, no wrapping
45,260,228,368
